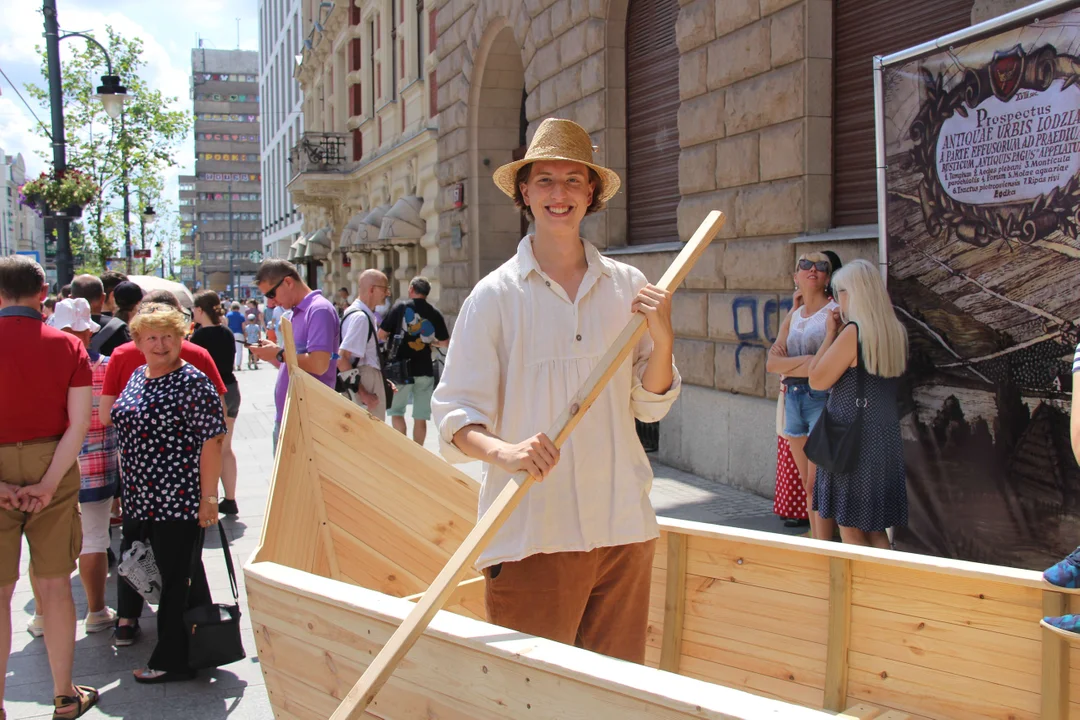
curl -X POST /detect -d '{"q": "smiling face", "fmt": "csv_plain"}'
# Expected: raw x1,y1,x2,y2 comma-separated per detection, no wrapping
134,327,183,371
519,160,596,232
793,255,832,294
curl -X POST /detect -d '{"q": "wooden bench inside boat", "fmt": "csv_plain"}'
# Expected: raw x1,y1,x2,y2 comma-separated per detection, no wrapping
246,346,1079,719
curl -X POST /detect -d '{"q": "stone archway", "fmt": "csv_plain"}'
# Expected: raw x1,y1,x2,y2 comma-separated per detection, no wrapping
468,20,527,284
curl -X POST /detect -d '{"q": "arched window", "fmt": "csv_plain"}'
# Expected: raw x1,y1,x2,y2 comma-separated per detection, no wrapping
625,0,680,244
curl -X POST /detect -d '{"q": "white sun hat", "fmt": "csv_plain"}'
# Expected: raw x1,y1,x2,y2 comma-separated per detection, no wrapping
52,298,100,333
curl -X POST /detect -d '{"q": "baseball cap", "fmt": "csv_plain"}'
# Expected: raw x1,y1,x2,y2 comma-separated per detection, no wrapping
52,298,100,333
247,314,256,320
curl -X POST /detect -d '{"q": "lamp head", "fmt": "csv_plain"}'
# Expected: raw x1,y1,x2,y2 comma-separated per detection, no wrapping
142,205,157,226
93,75,128,120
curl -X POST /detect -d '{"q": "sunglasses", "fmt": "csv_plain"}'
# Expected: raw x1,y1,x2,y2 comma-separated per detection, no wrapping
798,259,831,273
264,276,287,300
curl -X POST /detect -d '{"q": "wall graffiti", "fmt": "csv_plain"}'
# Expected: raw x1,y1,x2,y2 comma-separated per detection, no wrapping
731,295,792,373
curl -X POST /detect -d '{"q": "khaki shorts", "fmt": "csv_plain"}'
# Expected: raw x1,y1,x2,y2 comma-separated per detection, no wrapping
0,437,82,586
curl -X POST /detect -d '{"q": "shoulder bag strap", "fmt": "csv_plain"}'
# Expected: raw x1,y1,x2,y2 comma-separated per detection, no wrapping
186,523,239,605
89,317,124,354
849,322,867,415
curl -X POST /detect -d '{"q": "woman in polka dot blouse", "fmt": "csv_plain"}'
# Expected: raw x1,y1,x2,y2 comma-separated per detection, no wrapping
111,303,228,684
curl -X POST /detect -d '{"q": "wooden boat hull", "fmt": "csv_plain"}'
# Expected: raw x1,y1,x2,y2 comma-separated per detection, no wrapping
247,356,1077,720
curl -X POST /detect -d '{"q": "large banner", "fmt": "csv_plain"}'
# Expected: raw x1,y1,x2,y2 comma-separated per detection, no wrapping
883,3,1080,569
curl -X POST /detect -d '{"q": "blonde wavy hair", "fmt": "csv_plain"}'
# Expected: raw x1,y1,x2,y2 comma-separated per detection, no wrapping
129,302,188,341
830,259,908,378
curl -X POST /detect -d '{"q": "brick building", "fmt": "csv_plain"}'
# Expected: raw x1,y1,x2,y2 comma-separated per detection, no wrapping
431,0,1034,494
191,48,263,298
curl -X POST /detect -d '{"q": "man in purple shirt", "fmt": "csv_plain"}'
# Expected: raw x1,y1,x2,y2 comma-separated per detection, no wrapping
250,259,340,454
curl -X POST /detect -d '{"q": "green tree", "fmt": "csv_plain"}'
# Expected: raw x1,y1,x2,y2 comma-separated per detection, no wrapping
26,27,191,269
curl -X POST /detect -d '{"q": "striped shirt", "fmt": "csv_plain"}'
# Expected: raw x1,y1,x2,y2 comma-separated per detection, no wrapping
1074,342,1080,374
78,353,119,503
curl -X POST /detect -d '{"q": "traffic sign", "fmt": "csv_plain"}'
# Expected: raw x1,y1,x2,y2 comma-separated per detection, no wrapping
133,249,152,259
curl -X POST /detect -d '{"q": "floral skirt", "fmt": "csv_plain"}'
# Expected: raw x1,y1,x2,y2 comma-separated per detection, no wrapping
772,435,808,519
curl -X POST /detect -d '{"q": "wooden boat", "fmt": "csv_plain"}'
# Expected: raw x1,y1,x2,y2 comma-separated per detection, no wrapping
246,326,1079,720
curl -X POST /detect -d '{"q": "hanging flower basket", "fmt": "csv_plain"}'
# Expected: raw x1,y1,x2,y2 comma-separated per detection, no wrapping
18,169,100,218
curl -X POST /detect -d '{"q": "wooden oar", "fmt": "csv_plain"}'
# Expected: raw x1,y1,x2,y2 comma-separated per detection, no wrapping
331,210,727,719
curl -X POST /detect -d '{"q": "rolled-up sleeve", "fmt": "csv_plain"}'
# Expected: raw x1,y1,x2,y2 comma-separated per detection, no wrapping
629,319,682,423
431,291,502,464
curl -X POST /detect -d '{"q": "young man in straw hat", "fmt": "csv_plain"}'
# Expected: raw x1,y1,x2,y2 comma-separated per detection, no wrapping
431,118,681,663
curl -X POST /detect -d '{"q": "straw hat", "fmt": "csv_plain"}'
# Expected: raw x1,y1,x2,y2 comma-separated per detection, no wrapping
492,118,621,204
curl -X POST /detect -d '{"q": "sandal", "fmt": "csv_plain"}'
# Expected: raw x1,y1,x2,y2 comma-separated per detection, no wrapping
52,685,98,719
132,668,197,684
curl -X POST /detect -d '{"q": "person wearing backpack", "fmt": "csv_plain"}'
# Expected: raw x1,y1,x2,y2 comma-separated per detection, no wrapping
70,275,131,357
338,270,392,420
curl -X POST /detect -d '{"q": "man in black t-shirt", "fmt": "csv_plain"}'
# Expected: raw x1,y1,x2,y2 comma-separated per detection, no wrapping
70,275,131,356
378,276,449,445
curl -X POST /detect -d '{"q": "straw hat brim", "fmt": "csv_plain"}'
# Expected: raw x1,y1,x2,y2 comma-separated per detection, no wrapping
493,156,621,205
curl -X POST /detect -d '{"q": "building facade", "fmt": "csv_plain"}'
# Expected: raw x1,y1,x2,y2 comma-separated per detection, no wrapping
178,174,197,288
432,0,1032,495
286,0,440,302
1,150,48,279
191,48,263,298
259,0,306,261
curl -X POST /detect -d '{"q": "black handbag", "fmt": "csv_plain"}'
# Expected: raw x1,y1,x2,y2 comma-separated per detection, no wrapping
805,323,865,474
183,523,246,670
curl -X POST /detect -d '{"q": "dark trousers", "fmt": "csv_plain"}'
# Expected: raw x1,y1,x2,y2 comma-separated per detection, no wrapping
119,518,210,672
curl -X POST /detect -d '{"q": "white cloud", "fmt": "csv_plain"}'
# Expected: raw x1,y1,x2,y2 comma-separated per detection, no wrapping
0,98,50,177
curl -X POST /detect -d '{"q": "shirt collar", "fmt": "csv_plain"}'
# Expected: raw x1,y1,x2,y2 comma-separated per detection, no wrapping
516,235,613,280
348,298,374,315
0,306,43,321
293,289,323,314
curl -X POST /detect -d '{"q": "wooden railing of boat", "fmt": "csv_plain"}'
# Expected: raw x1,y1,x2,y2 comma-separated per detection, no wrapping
245,318,1076,720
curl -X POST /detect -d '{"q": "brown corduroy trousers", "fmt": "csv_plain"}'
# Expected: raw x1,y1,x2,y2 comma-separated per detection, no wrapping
483,538,657,664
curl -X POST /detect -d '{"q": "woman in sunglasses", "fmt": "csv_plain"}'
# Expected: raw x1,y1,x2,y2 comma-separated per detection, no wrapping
768,252,839,541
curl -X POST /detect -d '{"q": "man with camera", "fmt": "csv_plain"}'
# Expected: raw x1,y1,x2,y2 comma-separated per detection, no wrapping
338,270,392,420
378,277,449,446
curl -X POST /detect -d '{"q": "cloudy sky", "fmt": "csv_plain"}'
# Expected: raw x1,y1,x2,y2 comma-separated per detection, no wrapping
0,0,259,222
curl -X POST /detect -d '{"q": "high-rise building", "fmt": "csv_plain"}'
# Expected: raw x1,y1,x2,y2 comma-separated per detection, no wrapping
258,0,304,260
190,48,262,298
1,149,48,281
177,174,197,289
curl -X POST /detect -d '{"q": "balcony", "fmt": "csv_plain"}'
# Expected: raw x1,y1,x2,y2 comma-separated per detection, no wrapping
289,132,355,181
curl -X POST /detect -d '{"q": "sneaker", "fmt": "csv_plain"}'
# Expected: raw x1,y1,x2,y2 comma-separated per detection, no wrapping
1044,548,1080,588
218,498,239,516
114,622,141,647
26,614,44,638
84,608,117,634
1042,614,1080,639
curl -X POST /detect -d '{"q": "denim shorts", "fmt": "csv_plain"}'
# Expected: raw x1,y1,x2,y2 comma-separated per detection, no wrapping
783,383,829,438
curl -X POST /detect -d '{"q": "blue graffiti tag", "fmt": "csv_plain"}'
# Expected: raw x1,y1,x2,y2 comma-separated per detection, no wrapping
731,296,794,372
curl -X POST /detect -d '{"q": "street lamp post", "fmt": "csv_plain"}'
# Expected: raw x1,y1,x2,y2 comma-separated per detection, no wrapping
139,201,155,274
42,0,127,287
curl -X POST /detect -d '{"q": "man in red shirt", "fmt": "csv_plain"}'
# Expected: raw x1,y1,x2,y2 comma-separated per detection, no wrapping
0,256,98,717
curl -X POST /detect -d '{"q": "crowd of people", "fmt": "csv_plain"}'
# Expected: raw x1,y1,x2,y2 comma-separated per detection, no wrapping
0,258,262,717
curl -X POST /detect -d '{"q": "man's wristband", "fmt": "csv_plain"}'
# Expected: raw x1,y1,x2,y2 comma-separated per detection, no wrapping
276,348,285,363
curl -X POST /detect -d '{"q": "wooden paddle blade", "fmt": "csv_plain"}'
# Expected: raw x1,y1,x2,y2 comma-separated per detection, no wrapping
331,210,727,720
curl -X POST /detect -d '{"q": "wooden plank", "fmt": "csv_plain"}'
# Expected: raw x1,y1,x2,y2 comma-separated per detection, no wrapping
684,534,831,600
328,522,430,597
848,651,1041,716
1043,590,1070,720
682,596,830,646
659,531,687,673
847,669,1038,720
850,603,1040,676
256,412,322,573
681,619,827,664
685,572,831,620
656,517,1049,591
679,636,826,689
824,557,852,712
246,559,840,720
837,703,884,719
678,654,825,707
855,562,1042,613
848,606,1040,692
332,210,728,719
851,575,1041,641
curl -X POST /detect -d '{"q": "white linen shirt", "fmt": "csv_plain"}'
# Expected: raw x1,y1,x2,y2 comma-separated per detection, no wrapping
338,299,380,369
431,236,681,570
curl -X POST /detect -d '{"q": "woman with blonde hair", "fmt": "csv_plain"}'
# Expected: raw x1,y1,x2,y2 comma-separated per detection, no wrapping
111,303,227,682
768,251,839,540
808,259,908,548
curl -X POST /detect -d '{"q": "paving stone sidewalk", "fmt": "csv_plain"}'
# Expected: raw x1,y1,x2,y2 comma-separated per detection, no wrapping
4,366,796,718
